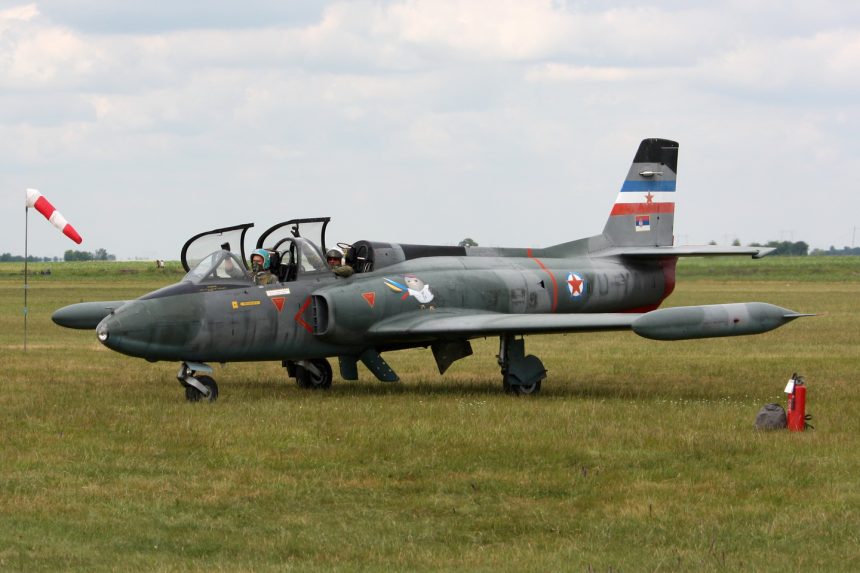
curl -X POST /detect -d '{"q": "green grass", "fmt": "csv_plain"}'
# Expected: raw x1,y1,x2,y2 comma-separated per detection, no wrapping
677,255,860,281
3,255,859,283
1,258,859,571
0,260,186,282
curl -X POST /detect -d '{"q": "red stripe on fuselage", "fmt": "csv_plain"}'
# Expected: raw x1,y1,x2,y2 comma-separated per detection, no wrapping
528,248,558,313
621,257,678,313
610,202,675,216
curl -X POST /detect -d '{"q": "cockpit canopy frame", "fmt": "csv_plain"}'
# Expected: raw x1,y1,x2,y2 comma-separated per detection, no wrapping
180,223,254,273
256,217,330,254
180,218,333,283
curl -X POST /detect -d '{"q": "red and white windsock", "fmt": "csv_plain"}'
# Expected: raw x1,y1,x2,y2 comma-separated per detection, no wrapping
26,188,83,244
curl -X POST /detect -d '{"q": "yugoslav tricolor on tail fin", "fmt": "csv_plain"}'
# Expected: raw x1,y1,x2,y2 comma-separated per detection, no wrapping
601,138,678,248
589,139,772,259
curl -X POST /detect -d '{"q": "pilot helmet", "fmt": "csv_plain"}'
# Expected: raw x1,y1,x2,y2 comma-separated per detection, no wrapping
250,248,271,271
325,248,343,264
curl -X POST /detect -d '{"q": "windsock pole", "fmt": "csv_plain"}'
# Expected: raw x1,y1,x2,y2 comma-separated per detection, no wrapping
24,205,29,352
23,188,84,351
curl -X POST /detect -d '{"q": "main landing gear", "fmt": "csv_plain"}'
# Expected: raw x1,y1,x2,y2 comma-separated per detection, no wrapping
283,359,333,390
178,362,219,402
497,335,546,395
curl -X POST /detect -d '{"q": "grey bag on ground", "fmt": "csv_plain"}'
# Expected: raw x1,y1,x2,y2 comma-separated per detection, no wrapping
755,403,787,430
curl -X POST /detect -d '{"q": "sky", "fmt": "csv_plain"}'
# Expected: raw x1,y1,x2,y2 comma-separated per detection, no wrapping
2,1,859,260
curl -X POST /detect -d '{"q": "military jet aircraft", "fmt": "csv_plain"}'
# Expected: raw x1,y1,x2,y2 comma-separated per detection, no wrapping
53,138,808,401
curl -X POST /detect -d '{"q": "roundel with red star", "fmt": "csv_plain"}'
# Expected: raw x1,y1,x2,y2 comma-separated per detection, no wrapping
567,272,585,298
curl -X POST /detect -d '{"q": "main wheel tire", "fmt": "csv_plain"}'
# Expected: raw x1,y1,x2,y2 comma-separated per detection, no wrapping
185,375,219,402
506,379,542,396
296,359,333,390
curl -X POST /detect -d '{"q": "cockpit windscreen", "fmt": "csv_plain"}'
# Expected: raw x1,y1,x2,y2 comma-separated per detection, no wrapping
182,250,251,285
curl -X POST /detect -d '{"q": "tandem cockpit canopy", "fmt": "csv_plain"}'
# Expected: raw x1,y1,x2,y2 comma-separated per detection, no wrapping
179,218,334,283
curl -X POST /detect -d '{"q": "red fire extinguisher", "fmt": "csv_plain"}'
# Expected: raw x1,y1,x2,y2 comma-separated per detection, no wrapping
785,373,812,431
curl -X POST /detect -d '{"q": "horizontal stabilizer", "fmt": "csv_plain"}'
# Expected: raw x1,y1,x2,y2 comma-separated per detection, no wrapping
599,245,775,259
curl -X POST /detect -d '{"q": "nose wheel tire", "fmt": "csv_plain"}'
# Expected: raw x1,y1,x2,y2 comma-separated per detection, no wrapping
185,375,219,402
296,359,333,390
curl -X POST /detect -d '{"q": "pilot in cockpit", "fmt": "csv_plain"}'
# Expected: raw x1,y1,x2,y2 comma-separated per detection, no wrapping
326,248,354,278
250,249,278,285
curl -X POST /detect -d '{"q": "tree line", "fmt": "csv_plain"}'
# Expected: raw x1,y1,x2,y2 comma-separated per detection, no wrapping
62,248,116,261
461,237,860,257
0,249,116,262
737,241,860,256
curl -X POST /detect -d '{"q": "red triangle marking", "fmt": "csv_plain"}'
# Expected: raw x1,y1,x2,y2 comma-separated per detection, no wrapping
271,297,286,312
362,292,376,308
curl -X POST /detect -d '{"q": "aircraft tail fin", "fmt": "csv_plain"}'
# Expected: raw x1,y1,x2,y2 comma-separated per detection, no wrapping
600,138,678,248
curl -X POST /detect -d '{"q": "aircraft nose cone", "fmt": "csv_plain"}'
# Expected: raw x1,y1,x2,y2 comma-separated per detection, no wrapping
96,311,124,349
96,319,110,343
95,300,151,355
93,296,205,360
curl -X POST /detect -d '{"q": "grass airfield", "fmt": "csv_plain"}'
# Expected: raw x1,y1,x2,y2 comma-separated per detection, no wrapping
1,258,859,571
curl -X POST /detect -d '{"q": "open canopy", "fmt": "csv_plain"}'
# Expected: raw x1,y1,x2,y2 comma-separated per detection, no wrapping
180,218,333,283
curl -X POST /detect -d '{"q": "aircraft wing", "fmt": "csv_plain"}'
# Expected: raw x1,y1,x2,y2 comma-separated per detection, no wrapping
368,309,638,341
366,302,805,343
599,245,775,259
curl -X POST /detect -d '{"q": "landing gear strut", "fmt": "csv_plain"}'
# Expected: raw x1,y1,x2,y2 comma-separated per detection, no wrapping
284,358,333,390
177,362,219,402
497,335,546,395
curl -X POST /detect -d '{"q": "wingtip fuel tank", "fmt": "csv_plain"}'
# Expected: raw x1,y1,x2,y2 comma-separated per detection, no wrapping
51,301,128,330
632,302,809,341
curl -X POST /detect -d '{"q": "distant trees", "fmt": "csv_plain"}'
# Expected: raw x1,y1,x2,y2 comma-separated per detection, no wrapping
811,246,860,256
64,249,116,261
459,238,478,247
93,248,115,261
749,241,809,256
1,250,116,262
0,253,55,262
64,250,93,261
704,239,812,256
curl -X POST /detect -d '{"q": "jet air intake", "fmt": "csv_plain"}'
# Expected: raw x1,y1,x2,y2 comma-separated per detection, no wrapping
632,302,809,341
310,291,377,345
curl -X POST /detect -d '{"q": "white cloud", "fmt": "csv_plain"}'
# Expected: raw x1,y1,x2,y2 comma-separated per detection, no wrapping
700,30,860,98
0,3,38,24
526,63,661,83
1,5,109,91
1,1,859,258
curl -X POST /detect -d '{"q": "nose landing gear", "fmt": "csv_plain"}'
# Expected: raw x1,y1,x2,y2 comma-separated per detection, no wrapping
178,362,219,402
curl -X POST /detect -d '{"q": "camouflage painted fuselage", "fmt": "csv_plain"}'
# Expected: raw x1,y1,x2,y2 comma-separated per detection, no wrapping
98,253,674,362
